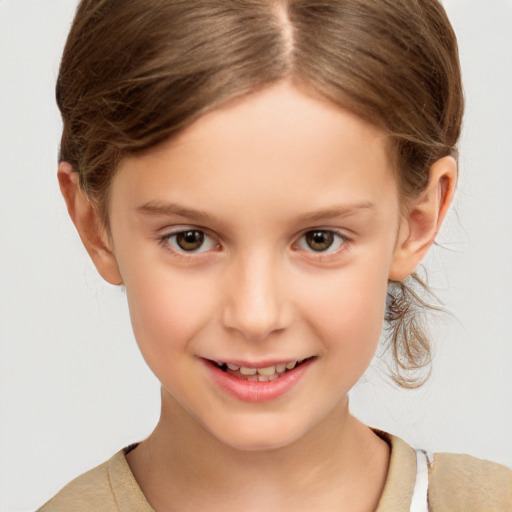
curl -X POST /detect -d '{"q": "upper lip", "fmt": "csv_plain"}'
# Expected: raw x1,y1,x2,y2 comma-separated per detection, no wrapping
206,357,312,368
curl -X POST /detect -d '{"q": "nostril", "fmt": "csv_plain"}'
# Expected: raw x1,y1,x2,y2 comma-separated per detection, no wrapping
220,266,293,341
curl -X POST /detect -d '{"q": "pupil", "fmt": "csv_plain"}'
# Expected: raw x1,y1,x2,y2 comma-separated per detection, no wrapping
176,230,204,251
306,231,334,251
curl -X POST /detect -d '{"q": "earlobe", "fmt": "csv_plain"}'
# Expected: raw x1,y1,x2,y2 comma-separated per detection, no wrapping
389,156,457,281
58,162,123,285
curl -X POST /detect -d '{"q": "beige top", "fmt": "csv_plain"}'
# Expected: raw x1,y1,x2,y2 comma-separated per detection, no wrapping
38,433,512,511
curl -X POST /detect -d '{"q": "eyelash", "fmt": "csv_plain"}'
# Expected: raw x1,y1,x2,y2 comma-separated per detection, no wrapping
158,228,219,258
158,227,350,260
294,229,348,254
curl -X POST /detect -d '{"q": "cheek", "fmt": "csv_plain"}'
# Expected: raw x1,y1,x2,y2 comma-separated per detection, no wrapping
298,260,389,364
122,267,217,362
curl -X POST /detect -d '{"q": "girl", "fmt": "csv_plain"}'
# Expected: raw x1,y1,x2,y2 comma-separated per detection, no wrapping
29,0,511,510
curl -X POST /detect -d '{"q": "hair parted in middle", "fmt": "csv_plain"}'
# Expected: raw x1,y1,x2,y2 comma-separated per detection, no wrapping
56,0,464,387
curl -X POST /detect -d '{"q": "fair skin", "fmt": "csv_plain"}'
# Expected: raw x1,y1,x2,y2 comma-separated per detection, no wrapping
59,82,456,511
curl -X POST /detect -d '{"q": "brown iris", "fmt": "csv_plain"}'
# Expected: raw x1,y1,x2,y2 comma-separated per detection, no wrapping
305,230,335,252
176,230,205,251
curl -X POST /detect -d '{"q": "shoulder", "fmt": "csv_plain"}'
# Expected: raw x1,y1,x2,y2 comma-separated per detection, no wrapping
37,456,116,512
374,430,512,512
37,450,154,512
429,452,512,511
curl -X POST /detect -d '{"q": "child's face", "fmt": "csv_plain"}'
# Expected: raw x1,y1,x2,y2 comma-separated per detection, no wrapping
107,82,405,450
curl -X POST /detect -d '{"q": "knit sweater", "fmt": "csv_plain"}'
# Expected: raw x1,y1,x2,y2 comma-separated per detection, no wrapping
38,433,512,511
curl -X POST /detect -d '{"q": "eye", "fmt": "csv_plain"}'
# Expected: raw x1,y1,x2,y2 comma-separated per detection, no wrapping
296,230,346,253
163,229,218,253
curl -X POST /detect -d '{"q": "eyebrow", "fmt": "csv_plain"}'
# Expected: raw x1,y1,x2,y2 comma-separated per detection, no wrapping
295,202,376,223
137,201,222,224
136,200,375,224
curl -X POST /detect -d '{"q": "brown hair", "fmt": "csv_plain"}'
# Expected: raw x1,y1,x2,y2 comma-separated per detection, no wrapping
57,0,464,387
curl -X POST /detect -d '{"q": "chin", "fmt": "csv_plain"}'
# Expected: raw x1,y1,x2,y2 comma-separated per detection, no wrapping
218,432,301,453
204,414,313,453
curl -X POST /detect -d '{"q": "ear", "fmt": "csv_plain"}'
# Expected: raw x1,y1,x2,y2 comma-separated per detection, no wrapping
58,162,123,285
389,156,457,281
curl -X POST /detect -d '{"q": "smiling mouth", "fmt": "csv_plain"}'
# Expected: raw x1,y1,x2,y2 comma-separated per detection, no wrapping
209,358,314,382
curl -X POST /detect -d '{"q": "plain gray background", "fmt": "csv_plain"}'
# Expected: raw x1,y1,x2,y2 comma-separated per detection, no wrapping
1,1,511,510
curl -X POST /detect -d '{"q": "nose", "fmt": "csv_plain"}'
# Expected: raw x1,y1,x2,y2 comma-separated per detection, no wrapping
221,252,292,342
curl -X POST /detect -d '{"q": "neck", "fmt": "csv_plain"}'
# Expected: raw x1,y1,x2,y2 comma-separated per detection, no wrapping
127,388,389,512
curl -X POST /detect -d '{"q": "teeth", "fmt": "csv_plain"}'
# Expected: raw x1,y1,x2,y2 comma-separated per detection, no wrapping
259,374,280,382
220,359,306,376
240,366,257,376
257,366,276,376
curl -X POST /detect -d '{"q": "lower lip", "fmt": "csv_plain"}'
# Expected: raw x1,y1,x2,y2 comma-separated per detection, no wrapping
204,359,314,403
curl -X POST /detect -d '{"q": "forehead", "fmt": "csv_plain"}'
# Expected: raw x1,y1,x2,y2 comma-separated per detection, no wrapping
167,82,388,165
111,82,398,223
